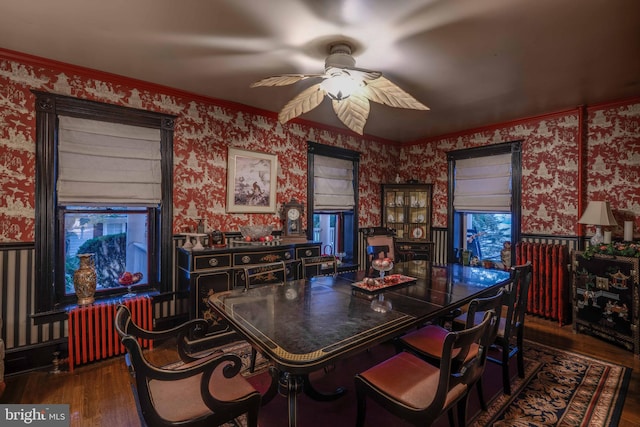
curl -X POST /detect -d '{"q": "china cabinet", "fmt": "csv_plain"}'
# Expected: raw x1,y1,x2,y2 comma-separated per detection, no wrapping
381,183,433,261
571,250,639,357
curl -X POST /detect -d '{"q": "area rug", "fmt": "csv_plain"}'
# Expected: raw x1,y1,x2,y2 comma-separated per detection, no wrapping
218,339,630,427
473,340,631,427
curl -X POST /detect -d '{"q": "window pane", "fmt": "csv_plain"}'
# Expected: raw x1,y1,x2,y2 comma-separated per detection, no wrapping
63,207,149,295
461,212,511,261
313,213,352,263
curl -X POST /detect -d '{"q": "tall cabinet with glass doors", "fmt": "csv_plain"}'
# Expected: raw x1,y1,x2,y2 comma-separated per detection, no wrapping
381,183,433,261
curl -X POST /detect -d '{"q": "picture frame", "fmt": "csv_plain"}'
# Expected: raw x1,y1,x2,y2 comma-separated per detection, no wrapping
226,147,278,213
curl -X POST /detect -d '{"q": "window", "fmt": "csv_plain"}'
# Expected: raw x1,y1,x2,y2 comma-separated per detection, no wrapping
61,206,153,295
33,91,174,313
307,142,359,264
447,141,521,265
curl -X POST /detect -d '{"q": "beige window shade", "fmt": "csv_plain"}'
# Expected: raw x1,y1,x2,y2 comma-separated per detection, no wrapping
453,153,512,212
57,116,162,205
313,155,355,211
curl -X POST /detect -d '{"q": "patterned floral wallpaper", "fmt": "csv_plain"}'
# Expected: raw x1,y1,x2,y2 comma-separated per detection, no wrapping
401,105,639,237
0,51,399,242
0,50,639,243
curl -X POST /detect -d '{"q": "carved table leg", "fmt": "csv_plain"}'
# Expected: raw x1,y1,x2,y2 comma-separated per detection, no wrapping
279,372,304,427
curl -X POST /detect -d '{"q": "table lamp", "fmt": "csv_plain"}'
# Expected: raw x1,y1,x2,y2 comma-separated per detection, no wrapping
578,201,617,246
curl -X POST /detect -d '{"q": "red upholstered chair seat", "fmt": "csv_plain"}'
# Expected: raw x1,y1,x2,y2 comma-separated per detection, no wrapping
454,309,508,339
357,352,467,411
149,362,258,423
400,325,480,363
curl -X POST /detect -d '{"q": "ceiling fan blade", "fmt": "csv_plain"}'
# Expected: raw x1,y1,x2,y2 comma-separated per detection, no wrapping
250,73,325,88
331,94,371,135
364,76,429,110
278,83,326,123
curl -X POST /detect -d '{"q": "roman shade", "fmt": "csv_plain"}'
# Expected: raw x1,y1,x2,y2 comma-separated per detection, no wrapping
57,116,162,205
453,153,512,212
313,155,355,211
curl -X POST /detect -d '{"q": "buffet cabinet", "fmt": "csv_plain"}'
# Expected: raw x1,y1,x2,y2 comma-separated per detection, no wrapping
381,183,433,260
571,251,639,357
178,241,321,335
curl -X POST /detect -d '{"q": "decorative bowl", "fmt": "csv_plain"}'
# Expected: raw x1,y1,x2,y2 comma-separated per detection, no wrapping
371,258,394,278
372,258,394,272
240,225,274,241
118,272,143,285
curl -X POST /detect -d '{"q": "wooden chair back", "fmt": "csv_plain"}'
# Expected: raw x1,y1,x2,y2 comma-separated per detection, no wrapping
501,262,533,343
301,255,338,279
363,227,415,271
490,261,533,394
243,261,287,291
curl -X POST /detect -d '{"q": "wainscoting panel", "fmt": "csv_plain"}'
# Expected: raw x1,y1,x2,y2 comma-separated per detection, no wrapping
432,228,447,265
0,244,64,350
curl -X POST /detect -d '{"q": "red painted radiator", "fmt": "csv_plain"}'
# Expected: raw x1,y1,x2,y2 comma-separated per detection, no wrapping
67,296,152,372
516,242,571,326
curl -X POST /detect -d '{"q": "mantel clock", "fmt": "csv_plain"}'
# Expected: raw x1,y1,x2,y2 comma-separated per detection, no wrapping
282,199,304,237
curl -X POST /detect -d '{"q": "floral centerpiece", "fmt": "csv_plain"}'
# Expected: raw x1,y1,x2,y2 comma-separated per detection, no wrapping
583,241,640,259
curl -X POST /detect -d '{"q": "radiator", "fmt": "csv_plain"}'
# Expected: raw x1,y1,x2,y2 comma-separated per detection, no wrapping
516,242,571,326
68,296,152,371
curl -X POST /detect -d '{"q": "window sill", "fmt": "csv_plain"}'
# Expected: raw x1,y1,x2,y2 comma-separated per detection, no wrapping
32,289,160,325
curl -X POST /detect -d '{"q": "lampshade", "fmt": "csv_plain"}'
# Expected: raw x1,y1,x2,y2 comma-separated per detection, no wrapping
578,201,617,246
578,201,618,226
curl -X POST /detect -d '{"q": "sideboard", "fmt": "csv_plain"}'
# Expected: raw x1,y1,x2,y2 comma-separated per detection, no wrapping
571,250,639,357
177,240,321,335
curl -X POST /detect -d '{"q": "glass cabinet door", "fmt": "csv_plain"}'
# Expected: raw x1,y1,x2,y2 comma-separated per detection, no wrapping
382,184,432,241
406,189,430,240
384,190,406,237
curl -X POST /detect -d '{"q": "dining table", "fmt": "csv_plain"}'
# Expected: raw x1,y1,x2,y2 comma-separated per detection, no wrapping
207,260,511,427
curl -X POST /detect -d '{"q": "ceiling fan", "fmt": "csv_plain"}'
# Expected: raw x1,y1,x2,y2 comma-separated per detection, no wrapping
250,42,429,135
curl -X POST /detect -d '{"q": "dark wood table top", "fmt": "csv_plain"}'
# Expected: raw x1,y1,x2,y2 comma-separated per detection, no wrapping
208,261,511,374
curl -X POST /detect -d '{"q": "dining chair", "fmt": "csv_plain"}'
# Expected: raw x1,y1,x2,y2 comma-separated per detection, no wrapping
354,311,497,427
114,304,216,368
364,227,415,265
242,261,287,291
396,289,504,411
114,305,262,427
453,261,533,395
301,254,338,279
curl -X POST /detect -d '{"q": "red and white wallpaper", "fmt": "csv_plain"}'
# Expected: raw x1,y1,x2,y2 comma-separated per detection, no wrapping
0,50,639,243
400,106,640,237
0,51,398,242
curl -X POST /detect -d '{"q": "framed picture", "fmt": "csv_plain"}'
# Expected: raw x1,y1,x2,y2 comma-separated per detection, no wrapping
226,147,278,213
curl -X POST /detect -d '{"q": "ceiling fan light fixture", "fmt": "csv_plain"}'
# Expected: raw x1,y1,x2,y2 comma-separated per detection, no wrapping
250,40,429,135
321,71,358,100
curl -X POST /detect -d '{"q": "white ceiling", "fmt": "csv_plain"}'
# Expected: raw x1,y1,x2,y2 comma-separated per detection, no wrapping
1,0,639,142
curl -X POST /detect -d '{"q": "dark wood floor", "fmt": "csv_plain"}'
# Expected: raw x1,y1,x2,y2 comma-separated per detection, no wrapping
2,316,639,426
